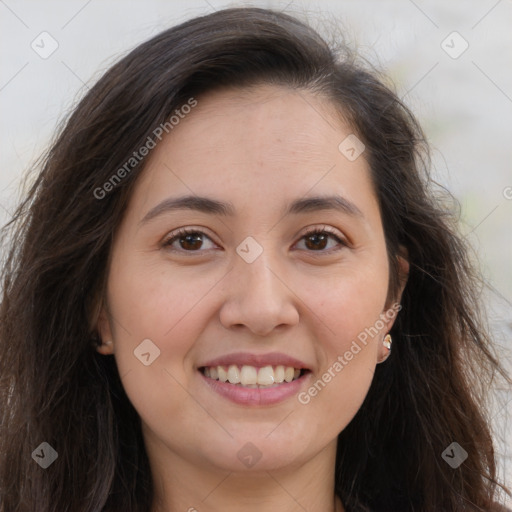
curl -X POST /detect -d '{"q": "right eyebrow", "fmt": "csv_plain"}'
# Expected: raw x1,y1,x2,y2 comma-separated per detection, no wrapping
140,195,235,225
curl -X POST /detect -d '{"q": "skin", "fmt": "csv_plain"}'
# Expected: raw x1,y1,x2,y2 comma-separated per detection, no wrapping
96,84,408,512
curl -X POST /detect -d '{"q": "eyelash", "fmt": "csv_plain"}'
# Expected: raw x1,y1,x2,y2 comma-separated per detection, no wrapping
162,226,347,255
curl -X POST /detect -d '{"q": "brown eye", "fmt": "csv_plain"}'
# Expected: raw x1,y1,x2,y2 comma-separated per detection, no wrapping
178,232,204,251
296,227,346,253
163,229,216,252
304,232,329,250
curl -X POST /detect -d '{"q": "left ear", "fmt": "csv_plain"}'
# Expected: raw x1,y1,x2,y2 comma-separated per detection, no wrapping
386,245,409,312
378,247,409,362
395,245,410,299
94,301,115,356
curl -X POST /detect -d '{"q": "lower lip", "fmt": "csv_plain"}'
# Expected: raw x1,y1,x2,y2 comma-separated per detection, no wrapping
199,370,311,406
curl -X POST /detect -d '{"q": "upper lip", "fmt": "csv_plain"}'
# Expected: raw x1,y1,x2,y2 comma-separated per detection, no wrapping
199,352,311,370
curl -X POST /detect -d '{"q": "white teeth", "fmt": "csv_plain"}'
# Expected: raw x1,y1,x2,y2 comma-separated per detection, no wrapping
240,365,258,385
218,366,228,382
202,364,305,387
274,365,285,383
227,364,240,384
284,367,294,383
257,365,274,386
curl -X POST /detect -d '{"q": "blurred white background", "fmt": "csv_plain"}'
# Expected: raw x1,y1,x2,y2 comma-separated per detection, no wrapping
1,0,511,502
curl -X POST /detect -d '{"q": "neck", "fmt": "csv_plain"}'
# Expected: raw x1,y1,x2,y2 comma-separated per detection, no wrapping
147,436,344,512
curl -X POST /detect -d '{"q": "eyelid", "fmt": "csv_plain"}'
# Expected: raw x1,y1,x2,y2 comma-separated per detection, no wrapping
300,224,345,240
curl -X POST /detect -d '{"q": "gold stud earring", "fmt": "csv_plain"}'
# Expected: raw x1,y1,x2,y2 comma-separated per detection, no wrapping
383,334,392,350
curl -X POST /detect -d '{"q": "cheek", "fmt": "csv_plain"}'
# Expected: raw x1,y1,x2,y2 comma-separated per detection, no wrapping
296,257,388,421
306,256,390,349
104,252,221,418
107,249,222,345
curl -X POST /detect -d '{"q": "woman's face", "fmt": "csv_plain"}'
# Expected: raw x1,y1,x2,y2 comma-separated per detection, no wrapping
97,85,404,474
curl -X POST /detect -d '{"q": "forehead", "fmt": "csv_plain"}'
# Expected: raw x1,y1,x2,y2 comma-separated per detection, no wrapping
130,84,377,222
172,84,349,161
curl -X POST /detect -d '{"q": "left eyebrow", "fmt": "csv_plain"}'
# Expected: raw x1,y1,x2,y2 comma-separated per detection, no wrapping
139,193,364,226
285,195,364,218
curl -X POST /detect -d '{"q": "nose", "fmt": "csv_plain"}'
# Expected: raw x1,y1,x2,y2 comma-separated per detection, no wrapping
219,250,300,337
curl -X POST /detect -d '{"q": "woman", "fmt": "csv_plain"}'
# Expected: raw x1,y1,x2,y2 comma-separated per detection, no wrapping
0,6,510,512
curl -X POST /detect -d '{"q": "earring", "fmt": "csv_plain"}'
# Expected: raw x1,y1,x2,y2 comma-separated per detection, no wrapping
377,334,392,364
91,333,113,349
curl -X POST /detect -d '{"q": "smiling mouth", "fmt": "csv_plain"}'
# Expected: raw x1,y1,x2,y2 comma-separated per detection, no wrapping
199,364,310,388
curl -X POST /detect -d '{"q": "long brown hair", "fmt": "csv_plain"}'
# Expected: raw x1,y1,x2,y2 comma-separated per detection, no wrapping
0,7,510,512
